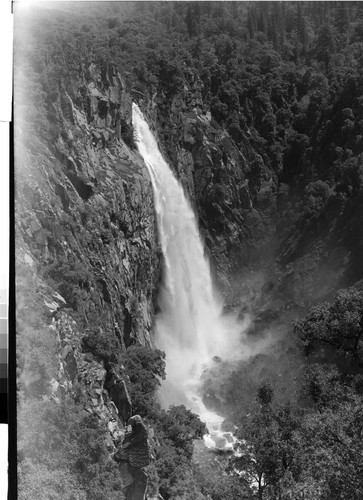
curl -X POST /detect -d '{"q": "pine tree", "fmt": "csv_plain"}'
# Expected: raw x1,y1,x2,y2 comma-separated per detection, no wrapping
297,3,308,57
247,8,256,39
185,3,200,37
185,4,195,37
315,22,336,73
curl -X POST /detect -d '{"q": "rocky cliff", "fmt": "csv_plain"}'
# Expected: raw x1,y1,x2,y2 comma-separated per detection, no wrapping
16,61,160,348
144,66,363,327
142,80,276,294
16,60,161,499
106,1,363,328
15,3,363,498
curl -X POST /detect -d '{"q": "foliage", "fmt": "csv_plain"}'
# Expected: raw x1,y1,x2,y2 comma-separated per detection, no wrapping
230,289,363,499
16,269,60,401
15,2,363,499
18,397,124,500
229,384,302,500
15,1,363,276
119,343,208,498
82,320,121,365
201,474,250,500
298,397,363,500
122,344,166,417
230,373,363,500
43,254,93,312
300,363,355,409
123,402,208,499
17,321,58,398
155,404,207,458
294,287,363,366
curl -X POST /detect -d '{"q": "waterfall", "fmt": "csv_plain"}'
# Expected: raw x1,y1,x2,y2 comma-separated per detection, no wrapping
132,103,249,450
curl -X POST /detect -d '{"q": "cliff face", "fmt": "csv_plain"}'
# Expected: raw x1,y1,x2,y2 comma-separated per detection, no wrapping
15,4,363,498
103,1,363,323
144,75,363,317
144,80,276,294
16,62,160,349
16,61,161,499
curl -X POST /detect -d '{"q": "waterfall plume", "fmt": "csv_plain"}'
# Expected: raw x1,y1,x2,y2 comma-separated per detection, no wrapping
132,103,251,449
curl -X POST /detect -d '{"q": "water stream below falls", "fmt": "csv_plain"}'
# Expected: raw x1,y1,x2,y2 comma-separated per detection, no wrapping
132,103,249,451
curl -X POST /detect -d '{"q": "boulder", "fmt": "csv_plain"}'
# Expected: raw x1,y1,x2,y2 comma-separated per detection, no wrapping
114,416,151,500
125,467,148,500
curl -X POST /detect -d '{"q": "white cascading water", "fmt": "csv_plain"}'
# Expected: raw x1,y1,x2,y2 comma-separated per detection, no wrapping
132,103,250,450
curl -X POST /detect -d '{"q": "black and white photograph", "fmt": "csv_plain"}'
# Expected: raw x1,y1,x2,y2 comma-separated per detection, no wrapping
14,2,363,499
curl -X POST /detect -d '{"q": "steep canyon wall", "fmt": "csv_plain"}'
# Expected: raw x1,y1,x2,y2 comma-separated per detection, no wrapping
16,60,161,498
15,3,363,498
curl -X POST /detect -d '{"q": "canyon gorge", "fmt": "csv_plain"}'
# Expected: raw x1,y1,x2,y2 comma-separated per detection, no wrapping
15,2,363,499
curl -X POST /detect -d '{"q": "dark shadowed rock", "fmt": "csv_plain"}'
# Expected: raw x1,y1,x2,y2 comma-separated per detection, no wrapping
114,415,151,500
108,380,132,424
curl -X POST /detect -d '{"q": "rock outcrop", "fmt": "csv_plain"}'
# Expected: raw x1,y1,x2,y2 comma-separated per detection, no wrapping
16,61,161,348
114,415,151,500
104,364,133,424
16,61,161,499
140,76,276,294
142,69,363,320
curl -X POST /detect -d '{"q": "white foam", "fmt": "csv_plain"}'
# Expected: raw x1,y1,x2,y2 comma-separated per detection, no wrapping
133,104,251,450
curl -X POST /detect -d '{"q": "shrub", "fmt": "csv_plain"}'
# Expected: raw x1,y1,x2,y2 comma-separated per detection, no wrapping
18,396,124,499
123,345,166,417
82,324,121,364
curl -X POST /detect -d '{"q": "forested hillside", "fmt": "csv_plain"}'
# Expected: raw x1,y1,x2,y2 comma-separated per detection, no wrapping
15,2,363,500
109,1,363,303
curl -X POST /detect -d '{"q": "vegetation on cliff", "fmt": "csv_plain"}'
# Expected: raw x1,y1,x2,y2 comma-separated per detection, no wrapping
16,1,363,289
15,2,363,499
78,0,363,292
228,288,363,500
